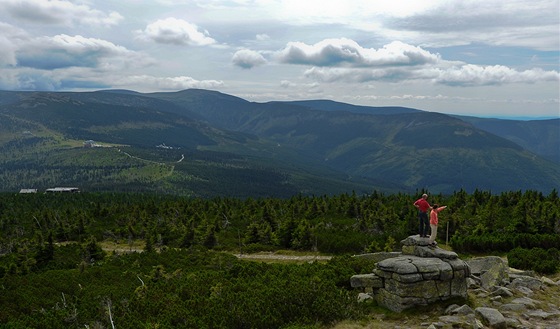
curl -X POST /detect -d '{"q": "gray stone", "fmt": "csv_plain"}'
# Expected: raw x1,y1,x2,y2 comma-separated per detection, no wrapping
525,309,560,320
352,235,470,313
477,260,509,291
439,314,483,328
511,296,538,309
471,287,488,294
504,317,520,328
375,288,426,312
437,280,454,298
392,272,423,283
438,315,466,325
490,286,513,297
515,285,535,296
377,256,419,274
510,276,543,291
357,292,373,302
401,235,431,246
415,257,450,275
467,256,507,276
385,277,439,299
508,268,536,278
402,244,459,259
350,273,383,289
475,307,507,329
541,276,557,286
352,251,402,263
464,314,480,325
548,302,560,312
399,235,459,260
449,271,468,297
444,304,460,314
472,318,485,329
373,268,392,279
445,258,471,275
452,304,475,315
466,277,479,289
438,265,454,281
499,303,527,313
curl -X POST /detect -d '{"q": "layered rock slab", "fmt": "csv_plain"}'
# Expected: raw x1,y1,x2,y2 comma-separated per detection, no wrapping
351,235,470,312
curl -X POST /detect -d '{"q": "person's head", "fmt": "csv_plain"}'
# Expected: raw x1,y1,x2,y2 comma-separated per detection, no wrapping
432,204,438,209
422,194,428,199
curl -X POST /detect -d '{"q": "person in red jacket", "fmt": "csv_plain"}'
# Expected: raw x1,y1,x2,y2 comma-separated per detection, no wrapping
429,204,447,247
413,194,431,238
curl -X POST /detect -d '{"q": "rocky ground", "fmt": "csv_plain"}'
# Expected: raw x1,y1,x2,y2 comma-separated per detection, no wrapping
342,253,560,329
338,276,559,329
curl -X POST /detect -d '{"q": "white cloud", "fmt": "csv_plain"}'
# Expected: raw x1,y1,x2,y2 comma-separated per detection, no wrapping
188,0,558,51
383,0,559,50
0,67,63,90
0,22,19,67
180,0,558,50
0,21,30,40
139,18,216,46
0,67,224,92
0,22,28,67
388,1,557,32
112,75,224,91
278,80,322,94
280,80,295,88
278,39,440,67
0,0,123,26
17,34,153,70
232,49,267,69
0,37,17,67
256,34,270,41
262,38,560,87
266,0,439,27
434,65,560,86
303,64,560,87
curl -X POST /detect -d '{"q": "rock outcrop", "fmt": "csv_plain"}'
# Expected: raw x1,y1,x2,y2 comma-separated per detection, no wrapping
351,241,560,328
351,235,470,312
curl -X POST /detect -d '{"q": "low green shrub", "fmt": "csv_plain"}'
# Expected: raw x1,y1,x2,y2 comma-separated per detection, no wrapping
0,249,368,328
507,247,559,274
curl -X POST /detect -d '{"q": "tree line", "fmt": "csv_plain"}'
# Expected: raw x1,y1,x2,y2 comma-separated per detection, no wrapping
1,189,558,260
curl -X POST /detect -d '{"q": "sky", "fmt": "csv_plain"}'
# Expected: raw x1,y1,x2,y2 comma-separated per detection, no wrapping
0,0,559,119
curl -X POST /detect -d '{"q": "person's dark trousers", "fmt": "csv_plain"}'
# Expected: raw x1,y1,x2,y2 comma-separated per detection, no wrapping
418,212,429,237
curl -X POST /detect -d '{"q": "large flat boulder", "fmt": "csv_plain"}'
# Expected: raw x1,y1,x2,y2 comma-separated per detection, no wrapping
466,256,509,290
351,235,471,312
401,235,458,259
372,255,469,312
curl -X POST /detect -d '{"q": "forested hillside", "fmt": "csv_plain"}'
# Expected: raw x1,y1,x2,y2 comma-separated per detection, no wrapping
457,116,560,163
1,89,558,195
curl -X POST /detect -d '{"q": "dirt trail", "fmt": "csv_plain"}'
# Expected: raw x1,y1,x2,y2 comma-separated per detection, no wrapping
101,246,332,262
234,253,332,261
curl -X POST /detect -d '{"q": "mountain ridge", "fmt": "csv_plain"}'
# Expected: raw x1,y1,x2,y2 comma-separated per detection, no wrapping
0,88,558,196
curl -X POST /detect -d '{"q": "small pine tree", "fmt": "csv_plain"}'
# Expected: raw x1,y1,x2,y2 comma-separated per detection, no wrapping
366,240,381,253
82,236,105,263
383,236,396,252
144,234,154,253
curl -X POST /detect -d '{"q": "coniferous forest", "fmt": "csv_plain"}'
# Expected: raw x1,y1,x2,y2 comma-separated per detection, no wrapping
0,189,559,328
